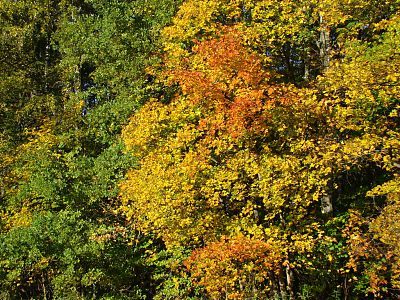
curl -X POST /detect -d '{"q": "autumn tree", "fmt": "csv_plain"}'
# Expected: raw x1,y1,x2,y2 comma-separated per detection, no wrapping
120,2,400,299
121,28,325,299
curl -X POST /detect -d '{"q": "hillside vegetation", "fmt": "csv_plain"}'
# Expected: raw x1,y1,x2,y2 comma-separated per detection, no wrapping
0,0,399,299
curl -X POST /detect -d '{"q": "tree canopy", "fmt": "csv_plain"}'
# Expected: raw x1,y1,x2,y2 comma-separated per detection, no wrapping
1,0,400,299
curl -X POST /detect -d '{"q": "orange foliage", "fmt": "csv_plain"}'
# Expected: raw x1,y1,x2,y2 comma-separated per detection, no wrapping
184,235,283,299
165,28,290,140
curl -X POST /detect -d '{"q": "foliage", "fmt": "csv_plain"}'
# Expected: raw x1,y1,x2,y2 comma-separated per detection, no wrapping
0,0,178,298
184,234,283,299
120,2,400,299
1,0,400,299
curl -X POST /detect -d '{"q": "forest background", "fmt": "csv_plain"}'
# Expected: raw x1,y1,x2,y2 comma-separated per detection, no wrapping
0,0,399,299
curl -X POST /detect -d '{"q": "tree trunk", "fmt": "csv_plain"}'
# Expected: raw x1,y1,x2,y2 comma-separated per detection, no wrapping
321,194,333,214
303,52,310,81
278,269,288,300
318,14,330,73
286,263,295,299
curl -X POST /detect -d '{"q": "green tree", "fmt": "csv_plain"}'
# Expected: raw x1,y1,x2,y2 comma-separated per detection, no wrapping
0,0,178,298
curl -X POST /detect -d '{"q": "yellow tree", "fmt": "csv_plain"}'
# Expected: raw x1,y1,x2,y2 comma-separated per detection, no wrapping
162,0,399,83
120,1,400,299
121,29,328,298
120,29,273,247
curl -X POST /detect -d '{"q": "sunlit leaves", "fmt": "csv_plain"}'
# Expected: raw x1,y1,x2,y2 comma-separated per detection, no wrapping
185,235,283,299
120,29,287,247
0,0,178,298
1,0,400,298
120,2,400,298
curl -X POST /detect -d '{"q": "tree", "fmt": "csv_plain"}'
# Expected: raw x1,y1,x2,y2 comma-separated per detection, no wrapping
120,3,400,298
120,29,320,298
0,0,178,298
